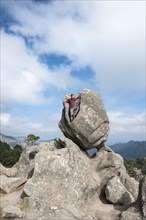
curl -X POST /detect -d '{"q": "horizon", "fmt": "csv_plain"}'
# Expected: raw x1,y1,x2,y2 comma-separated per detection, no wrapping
1,0,145,144
0,132,145,146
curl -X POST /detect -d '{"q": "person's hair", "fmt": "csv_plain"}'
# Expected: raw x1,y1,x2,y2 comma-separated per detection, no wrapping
71,94,74,96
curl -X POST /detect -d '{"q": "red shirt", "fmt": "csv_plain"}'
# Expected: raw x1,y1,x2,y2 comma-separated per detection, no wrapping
67,97,75,108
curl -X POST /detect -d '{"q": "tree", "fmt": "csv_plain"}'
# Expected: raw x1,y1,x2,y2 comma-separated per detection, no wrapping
0,141,23,167
124,158,146,180
25,134,40,145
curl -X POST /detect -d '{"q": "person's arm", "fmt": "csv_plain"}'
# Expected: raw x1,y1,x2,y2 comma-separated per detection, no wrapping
75,93,81,100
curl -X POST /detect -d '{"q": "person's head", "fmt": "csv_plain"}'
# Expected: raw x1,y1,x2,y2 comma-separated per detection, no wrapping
71,94,74,98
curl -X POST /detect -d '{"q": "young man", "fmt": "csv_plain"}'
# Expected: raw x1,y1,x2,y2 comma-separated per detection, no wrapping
66,93,80,122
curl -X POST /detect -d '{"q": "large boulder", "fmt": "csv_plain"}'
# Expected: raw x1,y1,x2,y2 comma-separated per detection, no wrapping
59,89,109,150
20,138,138,220
0,138,140,220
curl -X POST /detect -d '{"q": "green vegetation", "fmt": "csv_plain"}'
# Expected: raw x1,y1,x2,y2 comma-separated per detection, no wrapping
124,158,146,180
0,134,40,168
25,134,40,145
0,140,23,167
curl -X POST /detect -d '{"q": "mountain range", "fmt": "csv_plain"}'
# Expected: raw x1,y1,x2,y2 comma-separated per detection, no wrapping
110,140,146,158
0,133,50,148
0,133,145,158
0,133,26,148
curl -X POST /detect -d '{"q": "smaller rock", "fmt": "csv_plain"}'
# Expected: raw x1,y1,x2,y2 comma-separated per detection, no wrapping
139,176,146,218
0,175,27,193
120,211,142,220
50,206,58,210
0,163,18,177
2,205,23,219
105,176,135,205
6,167,18,177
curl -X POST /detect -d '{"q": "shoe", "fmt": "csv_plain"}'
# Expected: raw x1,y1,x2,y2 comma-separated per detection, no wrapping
86,148,97,159
89,152,96,159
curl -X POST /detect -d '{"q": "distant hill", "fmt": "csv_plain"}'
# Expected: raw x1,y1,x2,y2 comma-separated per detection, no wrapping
110,140,146,158
0,133,50,148
0,133,145,158
0,133,26,148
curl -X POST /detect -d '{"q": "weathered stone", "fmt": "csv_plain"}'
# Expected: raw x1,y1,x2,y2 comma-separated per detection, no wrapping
139,176,146,218
91,146,139,201
13,143,49,178
2,205,23,219
0,175,27,193
0,163,18,177
59,89,109,150
105,176,135,205
0,137,140,220
23,143,97,219
6,168,18,177
21,138,138,220
120,211,142,220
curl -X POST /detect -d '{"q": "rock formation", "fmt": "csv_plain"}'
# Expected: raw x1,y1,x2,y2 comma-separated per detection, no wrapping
0,138,142,220
0,89,145,220
59,89,109,150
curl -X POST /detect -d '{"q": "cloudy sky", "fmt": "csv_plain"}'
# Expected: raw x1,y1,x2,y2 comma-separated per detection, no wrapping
1,0,145,144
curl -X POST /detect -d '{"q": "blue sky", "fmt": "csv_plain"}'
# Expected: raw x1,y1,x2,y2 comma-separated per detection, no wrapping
0,0,145,144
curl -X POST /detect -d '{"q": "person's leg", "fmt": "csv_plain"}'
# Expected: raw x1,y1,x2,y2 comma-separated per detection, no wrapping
70,108,74,122
74,107,79,117
70,115,74,122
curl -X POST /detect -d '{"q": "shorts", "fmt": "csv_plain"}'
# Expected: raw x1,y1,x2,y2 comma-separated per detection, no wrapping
69,107,77,116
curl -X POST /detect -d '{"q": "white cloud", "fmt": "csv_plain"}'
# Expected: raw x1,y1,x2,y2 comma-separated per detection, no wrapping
108,111,145,134
1,31,84,104
3,0,144,96
1,1,145,95
0,112,62,139
0,113,11,125
107,110,146,143
1,31,48,104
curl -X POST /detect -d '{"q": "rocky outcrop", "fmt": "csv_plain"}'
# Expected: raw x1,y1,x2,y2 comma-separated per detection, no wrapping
0,138,140,220
0,89,144,220
59,89,109,150
2,205,24,219
12,144,44,178
105,176,135,205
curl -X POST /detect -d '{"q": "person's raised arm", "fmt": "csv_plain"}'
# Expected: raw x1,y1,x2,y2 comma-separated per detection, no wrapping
75,93,81,100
